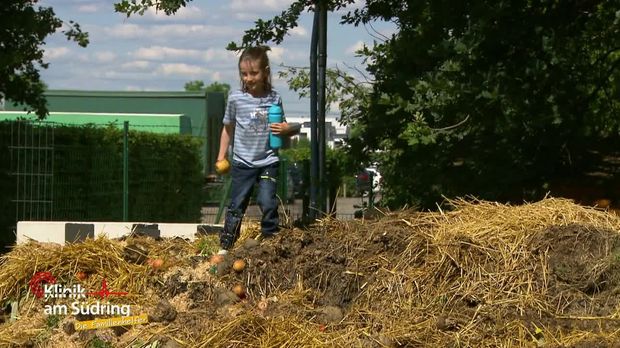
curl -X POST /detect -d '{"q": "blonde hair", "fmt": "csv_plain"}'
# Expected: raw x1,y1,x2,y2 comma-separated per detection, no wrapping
238,46,272,93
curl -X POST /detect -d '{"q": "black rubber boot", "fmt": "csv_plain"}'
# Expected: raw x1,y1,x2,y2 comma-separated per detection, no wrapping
220,209,243,250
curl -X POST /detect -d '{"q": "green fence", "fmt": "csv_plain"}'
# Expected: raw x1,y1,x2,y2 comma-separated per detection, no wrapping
0,120,206,249
1,118,300,238
4,90,225,176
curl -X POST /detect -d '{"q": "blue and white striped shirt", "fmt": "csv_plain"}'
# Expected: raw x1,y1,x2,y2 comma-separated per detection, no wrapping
223,89,284,167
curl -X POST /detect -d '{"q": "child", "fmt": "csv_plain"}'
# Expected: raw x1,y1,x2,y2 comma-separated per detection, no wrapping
216,46,299,255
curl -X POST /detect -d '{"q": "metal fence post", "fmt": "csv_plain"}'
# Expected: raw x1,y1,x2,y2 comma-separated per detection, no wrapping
123,121,129,221
215,176,231,224
278,158,289,202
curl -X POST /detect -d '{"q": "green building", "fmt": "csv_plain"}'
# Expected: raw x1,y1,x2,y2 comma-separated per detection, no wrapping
0,111,192,134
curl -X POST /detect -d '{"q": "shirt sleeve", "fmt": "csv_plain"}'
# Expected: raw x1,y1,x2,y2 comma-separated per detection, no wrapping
223,91,236,125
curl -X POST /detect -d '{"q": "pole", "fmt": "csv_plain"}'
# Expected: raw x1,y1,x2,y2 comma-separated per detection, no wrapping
309,5,319,221
317,0,328,215
215,176,231,224
123,121,129,221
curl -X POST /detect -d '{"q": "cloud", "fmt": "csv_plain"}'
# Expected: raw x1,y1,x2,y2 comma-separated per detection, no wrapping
121,61,151,70
132,46,204,60
37,0,337,115
229,0,297,12
268,47,285,63
70,51,116,64
140,5,205,21
94,51,117,63
211,71,223,82
104,24,239,40
93,69,157,81
230,0,302,20
229,0,361,16
289,26,308,38
124,85,144,91
203,49,238,62
130,46,235,63
103,24,142,39
345,40,366,55
156,63,210,76
44,47,70,60
76,4,101,13
325,101,341,114
233,12,258,21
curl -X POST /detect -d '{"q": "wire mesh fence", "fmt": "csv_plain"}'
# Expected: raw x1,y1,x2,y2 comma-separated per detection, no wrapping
8,121,54,222
3,119,205,225
3,118,358,240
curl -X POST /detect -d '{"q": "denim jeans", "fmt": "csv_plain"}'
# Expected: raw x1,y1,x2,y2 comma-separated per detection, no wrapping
220,161,279,250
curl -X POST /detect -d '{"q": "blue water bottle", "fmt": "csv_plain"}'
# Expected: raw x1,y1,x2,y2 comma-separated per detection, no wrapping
268,104,283,149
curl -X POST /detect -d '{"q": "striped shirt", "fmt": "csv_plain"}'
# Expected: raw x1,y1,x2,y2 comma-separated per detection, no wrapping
223,89,284,167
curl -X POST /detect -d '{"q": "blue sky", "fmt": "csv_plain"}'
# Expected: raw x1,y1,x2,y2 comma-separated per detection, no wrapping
39,0,395,117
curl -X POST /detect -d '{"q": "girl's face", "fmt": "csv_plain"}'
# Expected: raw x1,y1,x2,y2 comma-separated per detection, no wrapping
239,59,268,96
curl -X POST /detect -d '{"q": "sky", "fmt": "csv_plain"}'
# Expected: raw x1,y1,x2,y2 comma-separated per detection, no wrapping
39,0,395,118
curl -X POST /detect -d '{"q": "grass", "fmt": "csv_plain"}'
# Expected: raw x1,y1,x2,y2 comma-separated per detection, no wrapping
195,235,219,255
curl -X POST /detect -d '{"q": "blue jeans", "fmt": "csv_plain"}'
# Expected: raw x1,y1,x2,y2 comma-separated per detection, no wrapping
220,161,279,249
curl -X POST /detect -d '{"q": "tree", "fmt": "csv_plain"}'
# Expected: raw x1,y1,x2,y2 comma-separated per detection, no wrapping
114,0,195,17
184,80,206,92
184,81,231,95
229,0,620,209
114,0,620,209
1,1,88,118
340,0,620,208
280,137,356,203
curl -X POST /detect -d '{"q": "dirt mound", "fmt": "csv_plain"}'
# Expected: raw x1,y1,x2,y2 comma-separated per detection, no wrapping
1,198,620,347
540,223,620,295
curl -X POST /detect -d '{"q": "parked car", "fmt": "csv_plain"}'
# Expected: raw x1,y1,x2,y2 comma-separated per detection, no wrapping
356,167,382,195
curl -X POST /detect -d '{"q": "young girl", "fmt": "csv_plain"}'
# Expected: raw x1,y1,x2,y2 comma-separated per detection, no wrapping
216,46,298,254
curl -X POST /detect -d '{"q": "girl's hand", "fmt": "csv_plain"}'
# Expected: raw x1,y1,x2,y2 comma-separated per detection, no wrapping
215,158,231,175
270,122,289,135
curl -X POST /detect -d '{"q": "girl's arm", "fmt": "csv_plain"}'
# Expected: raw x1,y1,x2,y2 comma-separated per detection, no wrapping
270,122,301,136
217,124,234,161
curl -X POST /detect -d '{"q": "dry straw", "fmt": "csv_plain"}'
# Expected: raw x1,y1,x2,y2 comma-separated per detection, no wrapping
1,198,620,347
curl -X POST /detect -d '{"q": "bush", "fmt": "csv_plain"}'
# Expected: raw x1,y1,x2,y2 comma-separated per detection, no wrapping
0,121,204,249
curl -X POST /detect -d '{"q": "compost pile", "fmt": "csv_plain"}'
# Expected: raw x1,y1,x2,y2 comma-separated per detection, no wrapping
2,198,620,347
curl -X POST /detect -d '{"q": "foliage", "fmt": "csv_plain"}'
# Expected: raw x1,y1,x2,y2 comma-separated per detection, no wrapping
0,127,13,250
184,81,231,95
38,0,620,209
195,235,219,256
0,1,88,119
231,0,620,209
115,0,192,16
184,80,206,92
340,175,358,198
278,65,371,121
343,0,620,208
52,124,204,222
185,81,231,105
280,138,311,163
113,0,353,50
0,121,204,244
281,137,357,198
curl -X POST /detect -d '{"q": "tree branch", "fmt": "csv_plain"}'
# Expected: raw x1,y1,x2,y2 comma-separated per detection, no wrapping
431,115,470,132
